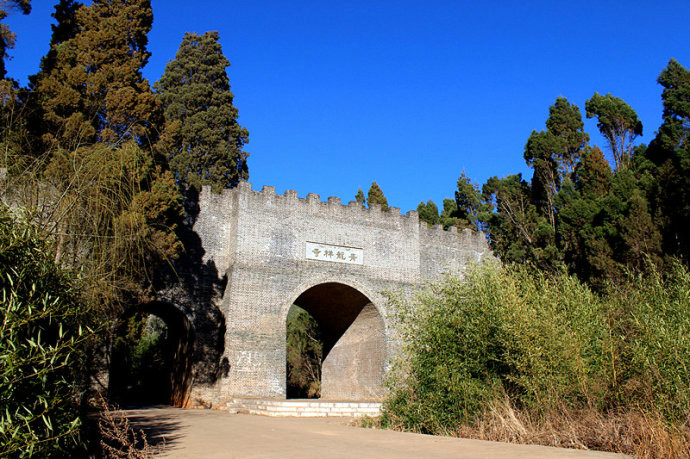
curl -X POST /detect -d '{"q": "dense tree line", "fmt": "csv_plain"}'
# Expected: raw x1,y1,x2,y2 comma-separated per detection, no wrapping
419,59,690,288
0,1,248,456
1,0,248,305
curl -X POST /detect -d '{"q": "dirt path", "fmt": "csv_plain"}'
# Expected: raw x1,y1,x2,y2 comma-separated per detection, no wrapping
125,407,629,459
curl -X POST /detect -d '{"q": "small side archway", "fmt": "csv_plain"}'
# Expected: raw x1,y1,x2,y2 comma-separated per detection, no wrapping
285,281,386,400
109,302,194,407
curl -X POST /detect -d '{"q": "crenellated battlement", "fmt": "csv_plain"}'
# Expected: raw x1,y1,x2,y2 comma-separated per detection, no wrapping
199,182,485,244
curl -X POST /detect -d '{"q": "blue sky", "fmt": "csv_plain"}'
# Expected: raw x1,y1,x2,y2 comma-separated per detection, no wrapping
5,1,690,212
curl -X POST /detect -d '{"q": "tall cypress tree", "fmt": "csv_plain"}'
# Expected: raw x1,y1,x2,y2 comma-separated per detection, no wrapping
367,181,389,211
23,0,82,158
25,0,182,304
558,146,618,286
33,0,161,151
645,59,690,260
155,31,249,191
355,188,366,205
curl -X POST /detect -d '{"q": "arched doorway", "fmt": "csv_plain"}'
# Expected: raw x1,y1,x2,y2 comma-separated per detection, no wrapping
286,282,386,400
109,302,194,407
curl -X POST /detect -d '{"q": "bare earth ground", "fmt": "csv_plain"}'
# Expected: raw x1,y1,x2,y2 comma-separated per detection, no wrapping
124,406,629,459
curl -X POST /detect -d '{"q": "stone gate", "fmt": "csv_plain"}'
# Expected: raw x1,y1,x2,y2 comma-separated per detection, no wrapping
180,182,491,407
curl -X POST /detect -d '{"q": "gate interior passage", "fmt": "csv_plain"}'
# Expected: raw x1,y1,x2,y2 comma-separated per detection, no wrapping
292,282,385,400
109,302,194,408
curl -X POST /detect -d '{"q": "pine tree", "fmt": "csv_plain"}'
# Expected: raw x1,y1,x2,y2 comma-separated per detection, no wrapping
23,0,182,305
645,59,690,260
558,146,618,286
23,1,82,158
525,97,589,227
619,189,663,271
33,0,161,151
0,0,29,168
454,172,482,230
355,188,365,205
439,198,461,229
519,97,589,270
585,92,643,170
367,181,389,211
481,174,539,264
155,31,249,191
545,97,590,177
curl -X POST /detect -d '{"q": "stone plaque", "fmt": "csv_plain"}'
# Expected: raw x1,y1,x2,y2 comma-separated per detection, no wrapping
305,242,363,265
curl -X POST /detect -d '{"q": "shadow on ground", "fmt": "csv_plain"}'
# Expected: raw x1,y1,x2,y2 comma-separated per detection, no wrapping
124,405,185,451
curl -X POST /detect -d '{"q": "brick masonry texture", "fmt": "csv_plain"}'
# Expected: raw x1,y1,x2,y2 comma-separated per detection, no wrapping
181,182,491,407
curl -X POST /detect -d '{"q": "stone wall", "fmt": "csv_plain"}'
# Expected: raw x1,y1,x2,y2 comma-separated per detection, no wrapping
185,182,491,406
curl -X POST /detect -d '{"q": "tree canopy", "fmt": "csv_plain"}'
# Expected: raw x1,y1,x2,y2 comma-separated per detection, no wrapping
32,0,161,151
367,181,389,211
155,31,249,192
585,92,643,170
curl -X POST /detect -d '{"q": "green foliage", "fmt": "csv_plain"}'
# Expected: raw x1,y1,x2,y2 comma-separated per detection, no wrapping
481,174,553,268
544,96,590,177
286,305,322,399
32,0,161,151
3,141,183,314
366,181,389,211
355,188,366,206
382,262,690,434
416,200,439,227
438,198,459,229
155,31,249,192
45,142,182,307
585,92,643,170
525,97,588,182
0,205,97,458
500,97,590,271
0,78,28,172
453,172,482,230
557,146,619,287
476,90,666,281
615,262,690,421
415,173,483,232
645,58,690,261
8,0,185,309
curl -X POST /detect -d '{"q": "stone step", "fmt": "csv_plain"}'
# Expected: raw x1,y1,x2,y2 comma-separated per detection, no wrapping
226,398,382,417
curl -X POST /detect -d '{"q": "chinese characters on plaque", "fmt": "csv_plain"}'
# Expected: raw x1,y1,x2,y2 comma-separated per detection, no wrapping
305,242,363,265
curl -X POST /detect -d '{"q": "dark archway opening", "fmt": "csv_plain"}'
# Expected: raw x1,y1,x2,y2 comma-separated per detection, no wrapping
109,302,194,407
286,282,385,400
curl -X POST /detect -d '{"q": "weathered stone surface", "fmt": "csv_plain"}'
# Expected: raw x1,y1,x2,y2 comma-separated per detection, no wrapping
321,303,385,400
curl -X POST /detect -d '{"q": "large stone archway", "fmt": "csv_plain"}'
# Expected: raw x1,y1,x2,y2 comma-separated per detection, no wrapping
290,282,386,400
183,182,491,407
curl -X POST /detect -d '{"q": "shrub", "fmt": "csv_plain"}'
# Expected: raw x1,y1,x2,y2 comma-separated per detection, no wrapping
0,205,97,458
382,261,690,456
